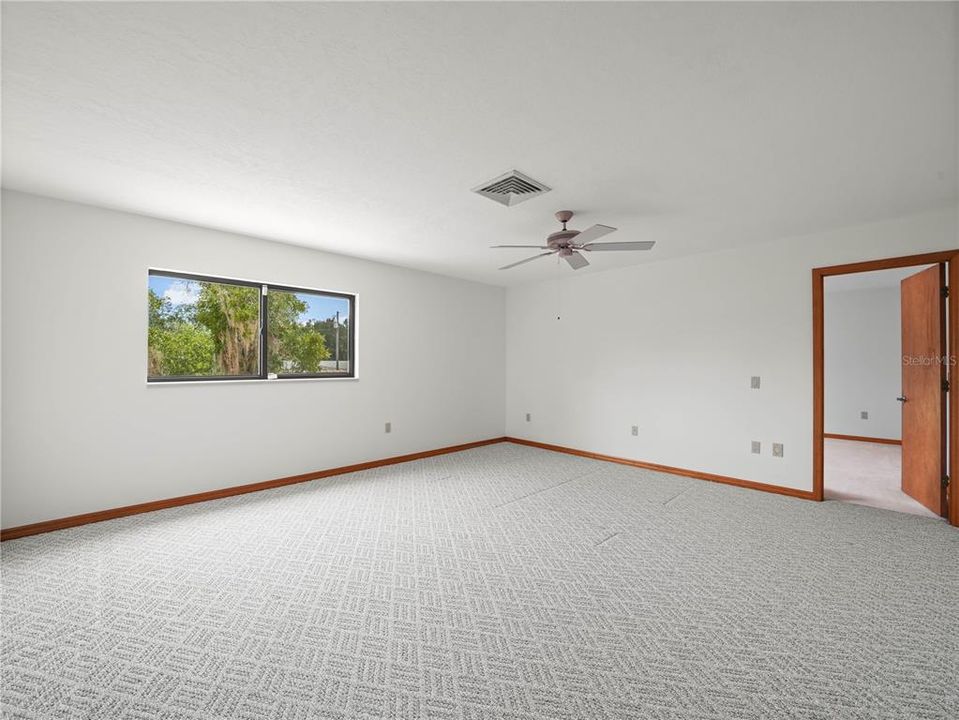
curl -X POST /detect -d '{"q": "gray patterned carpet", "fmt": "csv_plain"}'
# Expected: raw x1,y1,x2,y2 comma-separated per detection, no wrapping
2,443,957,719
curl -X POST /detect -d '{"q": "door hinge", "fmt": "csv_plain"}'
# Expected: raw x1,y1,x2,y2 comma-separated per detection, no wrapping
945,379,951,393
944,475,951,489
943,286,950,298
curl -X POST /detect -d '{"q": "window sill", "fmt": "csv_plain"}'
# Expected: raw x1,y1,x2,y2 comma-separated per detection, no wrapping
147,376,359,386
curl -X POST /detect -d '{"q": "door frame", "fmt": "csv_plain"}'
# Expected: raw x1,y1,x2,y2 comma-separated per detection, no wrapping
812,250,959,526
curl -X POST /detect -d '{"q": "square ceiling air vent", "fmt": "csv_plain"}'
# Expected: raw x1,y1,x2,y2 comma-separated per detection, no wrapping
472,169,551,207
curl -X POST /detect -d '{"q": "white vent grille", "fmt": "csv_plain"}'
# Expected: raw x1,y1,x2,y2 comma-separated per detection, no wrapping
472,169,551,207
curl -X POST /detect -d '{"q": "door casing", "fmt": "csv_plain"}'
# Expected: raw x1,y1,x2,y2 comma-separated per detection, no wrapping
812,250,959,526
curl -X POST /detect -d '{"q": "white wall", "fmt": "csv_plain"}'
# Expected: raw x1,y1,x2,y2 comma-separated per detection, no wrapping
505,208,957,492
824,285,902,439
2,193,955,527
1,191,505,527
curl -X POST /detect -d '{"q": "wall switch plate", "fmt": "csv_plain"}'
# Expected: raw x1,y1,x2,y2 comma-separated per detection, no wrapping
631,425,639,436
750,376,761,389
385,422,391,434
772,443,783,457
860,411,869,420
751,441,761,454
525,413,531,422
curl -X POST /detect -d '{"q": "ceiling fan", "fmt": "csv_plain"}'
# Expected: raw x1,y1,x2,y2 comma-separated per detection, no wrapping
492,210,655,270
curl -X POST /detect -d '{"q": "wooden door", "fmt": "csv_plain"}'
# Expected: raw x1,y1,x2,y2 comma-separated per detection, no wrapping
900,264,947,516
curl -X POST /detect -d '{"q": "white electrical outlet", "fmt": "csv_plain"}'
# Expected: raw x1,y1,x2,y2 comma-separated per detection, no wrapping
526,413,531,422
750,376,761,389
751,441,761,454
860,411,869,420
631,425,639,436
385,422,391,434
772,443,783,458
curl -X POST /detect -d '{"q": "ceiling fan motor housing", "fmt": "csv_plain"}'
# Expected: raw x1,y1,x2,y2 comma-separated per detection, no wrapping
547,230,580,248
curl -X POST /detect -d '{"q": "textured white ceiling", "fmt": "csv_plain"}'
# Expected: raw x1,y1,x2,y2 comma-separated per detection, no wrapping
2,2,956,286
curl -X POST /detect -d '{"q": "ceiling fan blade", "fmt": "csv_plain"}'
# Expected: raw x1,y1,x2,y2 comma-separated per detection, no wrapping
572,224,617,246
582,240,656,252
499,251,556,270
490,245,551,249
564,251,589,270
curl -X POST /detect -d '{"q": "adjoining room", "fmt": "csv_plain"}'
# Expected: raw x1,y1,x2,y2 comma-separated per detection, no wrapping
823,265,943,519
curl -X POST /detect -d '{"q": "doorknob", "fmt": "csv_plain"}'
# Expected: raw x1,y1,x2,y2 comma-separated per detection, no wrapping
897,396,907,403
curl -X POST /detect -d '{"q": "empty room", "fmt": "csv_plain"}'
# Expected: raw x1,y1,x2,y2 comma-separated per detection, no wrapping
1,2,957,719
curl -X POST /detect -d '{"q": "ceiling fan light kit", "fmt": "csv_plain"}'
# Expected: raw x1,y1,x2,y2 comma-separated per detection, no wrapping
491,210,655,271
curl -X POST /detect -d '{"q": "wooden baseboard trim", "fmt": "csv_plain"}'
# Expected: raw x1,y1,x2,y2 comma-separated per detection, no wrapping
824,433,902,446
504,437,816,500
0,437,509,541
1,434,818,540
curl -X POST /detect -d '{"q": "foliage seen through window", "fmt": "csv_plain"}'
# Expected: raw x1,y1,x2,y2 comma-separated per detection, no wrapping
148,272,353,381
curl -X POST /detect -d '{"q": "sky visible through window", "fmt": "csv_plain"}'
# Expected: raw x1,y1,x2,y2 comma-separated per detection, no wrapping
149,276,350,323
